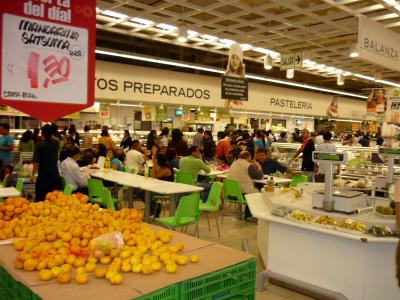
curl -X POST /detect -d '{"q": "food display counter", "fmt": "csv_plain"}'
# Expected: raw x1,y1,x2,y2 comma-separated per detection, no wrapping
246,185,399,300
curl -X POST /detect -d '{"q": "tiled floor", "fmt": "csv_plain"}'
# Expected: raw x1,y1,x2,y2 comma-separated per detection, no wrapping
131,199,319,300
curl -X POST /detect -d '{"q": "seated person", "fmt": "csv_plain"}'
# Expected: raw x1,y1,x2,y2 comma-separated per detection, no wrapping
180,146,211,202
151,148,174,218
215,155,230,171
0,161,14,187
106,148,123,171
227,151,263,220
256,148,287,175
179,146,210,184
59,144,88,194
125,140,147,174
152,147,173,182
165,148,180,170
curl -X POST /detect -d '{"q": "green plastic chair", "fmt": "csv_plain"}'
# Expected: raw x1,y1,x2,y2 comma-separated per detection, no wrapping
221,179,246,224
103,188,116,211
63,184,73,195
16,178,24,193
174,171,194,185
1,175,9,187
289,175,308,188
199,182,222,238
87,178,106,205
156,193,200,237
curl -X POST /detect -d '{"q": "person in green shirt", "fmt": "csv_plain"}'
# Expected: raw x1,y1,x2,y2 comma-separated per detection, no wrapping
18,130,34,153
179,146,211,184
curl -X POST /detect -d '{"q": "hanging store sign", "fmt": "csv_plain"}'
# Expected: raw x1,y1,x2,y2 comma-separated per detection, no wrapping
385,88,400,124
357,16,400,72
95,61,364,119
0,0,96,121
221,76,248,101
280,52,303,70
99,103,110,119
156,106,168,121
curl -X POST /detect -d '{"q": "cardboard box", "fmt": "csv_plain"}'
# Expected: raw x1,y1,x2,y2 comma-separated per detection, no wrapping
0,224,254,299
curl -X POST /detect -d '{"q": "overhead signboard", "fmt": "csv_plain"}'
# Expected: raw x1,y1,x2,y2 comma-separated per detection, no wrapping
0,0,96,121
221,76,248,101
280,52,303,70
357,16,400,72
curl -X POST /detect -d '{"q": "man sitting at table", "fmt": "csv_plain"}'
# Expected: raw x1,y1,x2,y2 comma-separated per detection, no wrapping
227,151,263,220
59,144,89,195
256,148,287,176
179,146,211,201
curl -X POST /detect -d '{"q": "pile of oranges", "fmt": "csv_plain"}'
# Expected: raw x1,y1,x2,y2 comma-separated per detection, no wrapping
0,192,199,285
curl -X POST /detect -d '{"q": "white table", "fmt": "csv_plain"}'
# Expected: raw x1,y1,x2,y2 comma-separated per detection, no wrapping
246,190,400,300
91,170,203,221
217,174,292,186
0,187,21,198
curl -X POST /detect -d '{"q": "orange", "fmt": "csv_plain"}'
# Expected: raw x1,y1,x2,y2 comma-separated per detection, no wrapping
57,272,71,284
165,263,177,274
151,262,162,272
141,264,153,275
23,258,38,271
132,263,142,273
75,272,88,284
38,269,53,281
176,255,188,266
100,256,111,265
85,262,96,273
121,263,131,273
109,273,123,285
60,264,72,273
94,267,107,278
51,266,61,277
189,255,199,263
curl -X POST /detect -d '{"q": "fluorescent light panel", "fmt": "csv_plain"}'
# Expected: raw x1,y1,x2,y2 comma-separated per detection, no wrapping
96,49,366,99
102,10,127,19
131,17,153,26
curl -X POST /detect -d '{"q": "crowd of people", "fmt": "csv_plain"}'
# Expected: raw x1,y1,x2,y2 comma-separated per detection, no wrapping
0,124,385,210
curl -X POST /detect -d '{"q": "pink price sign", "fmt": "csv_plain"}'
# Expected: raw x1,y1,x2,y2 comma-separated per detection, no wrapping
0,0,96,121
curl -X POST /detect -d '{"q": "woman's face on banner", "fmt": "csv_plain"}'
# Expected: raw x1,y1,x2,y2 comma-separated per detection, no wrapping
230,54,241,71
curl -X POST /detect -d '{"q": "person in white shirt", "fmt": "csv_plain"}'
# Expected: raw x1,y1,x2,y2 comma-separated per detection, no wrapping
315,131,337,182
314,131,324,145
82,125,93,149
159,127,169,148
59,144,88,194
125,140,147,174
192,127,204,151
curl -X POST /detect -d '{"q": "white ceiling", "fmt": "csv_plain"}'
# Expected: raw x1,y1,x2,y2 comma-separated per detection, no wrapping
95,0,400,87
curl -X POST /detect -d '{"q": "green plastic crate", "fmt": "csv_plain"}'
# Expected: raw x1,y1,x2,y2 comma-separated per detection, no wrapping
0,266,41,300
0,265,16,300
135,284,179,300
179,259,256,300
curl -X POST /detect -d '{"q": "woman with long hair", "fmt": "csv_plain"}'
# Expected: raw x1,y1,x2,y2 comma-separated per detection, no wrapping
168,129,189,157
18,130,34,152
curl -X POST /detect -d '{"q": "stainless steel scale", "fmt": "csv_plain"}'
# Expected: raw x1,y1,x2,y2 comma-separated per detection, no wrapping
311,151,368,213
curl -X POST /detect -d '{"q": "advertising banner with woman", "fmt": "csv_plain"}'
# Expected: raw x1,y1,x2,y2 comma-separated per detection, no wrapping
221,44,248,108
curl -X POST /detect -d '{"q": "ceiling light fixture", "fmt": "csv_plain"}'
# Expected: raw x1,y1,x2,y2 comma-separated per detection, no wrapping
156,23,176,31
95,49,367,99
337,74,344,86
375,79,400,87
286,69,294,79
383,0,397,5
395,5,400,11
220,39,236,46
354,73,375,81
253,47,280,58
200,34,218,41
240,44,253,51
264,55,273,70
349,44,359,58
101,10,128,19
177,24,188,42
130,17,153,26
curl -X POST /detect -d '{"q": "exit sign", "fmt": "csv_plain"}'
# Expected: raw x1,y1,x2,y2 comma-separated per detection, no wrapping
280,52,303,70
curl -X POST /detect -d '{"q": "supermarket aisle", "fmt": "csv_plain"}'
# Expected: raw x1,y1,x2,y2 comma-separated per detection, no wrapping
132,200,318,300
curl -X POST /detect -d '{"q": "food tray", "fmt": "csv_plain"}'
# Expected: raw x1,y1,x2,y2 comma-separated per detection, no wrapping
310,222,335,230
335,226,364,235
375,211,396,220
286,215,313,224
